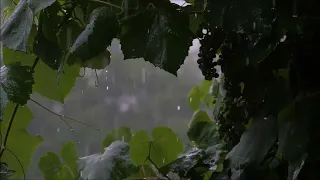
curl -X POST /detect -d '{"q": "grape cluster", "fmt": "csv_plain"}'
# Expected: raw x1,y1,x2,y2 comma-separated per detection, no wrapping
196,23,224,80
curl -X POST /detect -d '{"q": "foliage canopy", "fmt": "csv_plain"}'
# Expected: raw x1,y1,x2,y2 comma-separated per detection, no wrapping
1,0,320,179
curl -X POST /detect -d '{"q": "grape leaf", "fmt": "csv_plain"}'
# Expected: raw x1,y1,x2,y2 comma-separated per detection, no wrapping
61,142,78,175
1,102,43,178
277,97,317,163
0,0,56,52
130,127,184,167
187,110,216,147
38,152,63,180
69,7,119,61
78,141,138,180
33,1,63,70
33,61,80,103
0,63,34,105
120,2,193,75
226,116,277,167
188,85,201,111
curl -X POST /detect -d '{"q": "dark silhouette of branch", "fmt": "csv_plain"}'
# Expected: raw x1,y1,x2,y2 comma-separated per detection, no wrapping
0,104,19,159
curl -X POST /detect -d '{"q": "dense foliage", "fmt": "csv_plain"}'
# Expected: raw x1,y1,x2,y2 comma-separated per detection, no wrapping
1,0,320,179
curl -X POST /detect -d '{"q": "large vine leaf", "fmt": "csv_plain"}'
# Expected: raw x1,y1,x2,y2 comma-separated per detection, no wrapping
1,102,43,178
277,96,317,163
78,141,139,180
69,6,119,61
38,152,63,180
0,0,56,52
187,110,217,147
120,2,193,75
130,127,184,167
33,1,63,70
226,116,277,167
102,126,133,150
0,63,34,105
33,61,80,103
188,85,202,111
61,142,78,175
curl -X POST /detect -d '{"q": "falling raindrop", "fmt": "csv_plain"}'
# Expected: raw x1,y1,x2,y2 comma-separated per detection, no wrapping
57,128,60,132
202,29,207,34
105,70,108,73
177,106,180,111
105,76,108,80
280,35,287,42
189,97,192,102
78,141,81,144
81,90,84,94
253,22,256,30
163,158,166,163
106,86,109,90
122,136,124,142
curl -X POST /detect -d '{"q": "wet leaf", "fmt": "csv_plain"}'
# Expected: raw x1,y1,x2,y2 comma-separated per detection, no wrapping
38,152,63,180
69,7,119,61
0,0,56,52
226,116,277,167
120,2,193,75
33,61,80,103
61,142,78,174
0,63,34,105
188,85,201,111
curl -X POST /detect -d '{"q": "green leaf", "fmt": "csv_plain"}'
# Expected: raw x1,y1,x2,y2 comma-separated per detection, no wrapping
61,142,78,174
187,111,216,147
33,1,63,70
38,152,62,180
189,13,204,35
0,63,34,105
79,141,139,179
188,85,201,111
2,102,43,178
33,61,80,103
69,7,119,61
226,116,277,167
277,97,316,163
120,2,193,75
188,110,213,128
102,126,133,150
0,0,56,52
130,127,184,167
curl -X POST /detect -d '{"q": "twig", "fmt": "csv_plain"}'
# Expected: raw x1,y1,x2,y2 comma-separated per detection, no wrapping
94,69,99,87
29,99,103,131
90,0,122,10
3,148,25,180
0,104,19,159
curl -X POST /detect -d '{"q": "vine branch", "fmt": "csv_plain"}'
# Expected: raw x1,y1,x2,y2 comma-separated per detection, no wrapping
90,0,122,9
0,57,40,159
29,99,103,131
